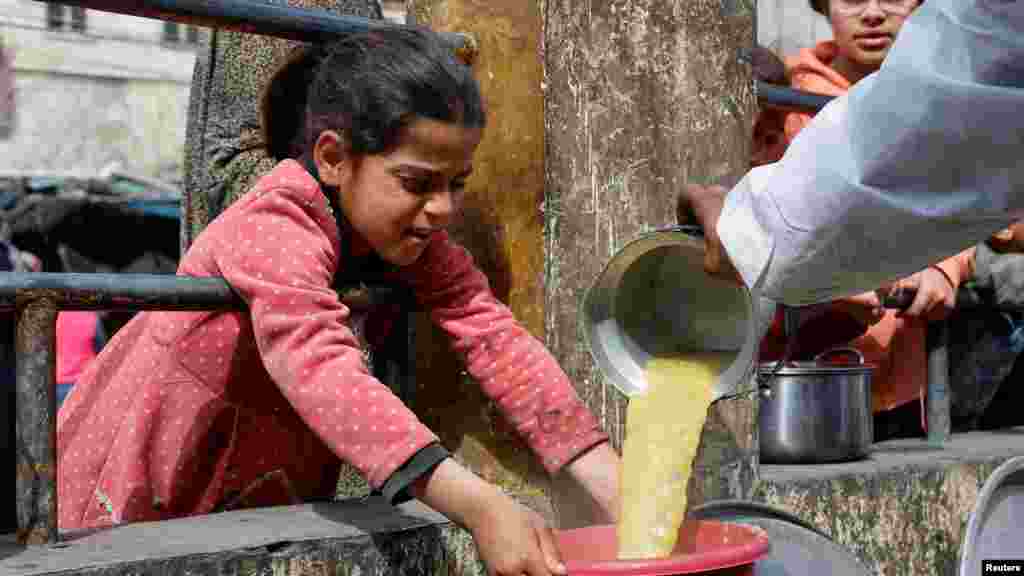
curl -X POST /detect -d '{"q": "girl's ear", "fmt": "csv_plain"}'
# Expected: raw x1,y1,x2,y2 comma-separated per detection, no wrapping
313,130,351,187
260,44,321,161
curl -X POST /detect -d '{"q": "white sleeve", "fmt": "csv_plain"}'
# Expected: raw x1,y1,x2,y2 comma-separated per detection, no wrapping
718,0,1024,306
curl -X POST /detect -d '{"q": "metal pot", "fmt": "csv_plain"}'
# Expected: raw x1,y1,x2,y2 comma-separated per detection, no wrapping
581,225,774,400
758,348,874,464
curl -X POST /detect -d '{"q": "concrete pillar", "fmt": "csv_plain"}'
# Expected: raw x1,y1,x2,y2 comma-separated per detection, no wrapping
544,0,758,518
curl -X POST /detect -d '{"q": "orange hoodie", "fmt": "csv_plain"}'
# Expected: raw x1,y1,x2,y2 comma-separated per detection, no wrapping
755,41,974,417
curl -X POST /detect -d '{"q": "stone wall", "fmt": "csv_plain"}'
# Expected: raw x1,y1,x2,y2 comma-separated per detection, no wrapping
755,429,1024,576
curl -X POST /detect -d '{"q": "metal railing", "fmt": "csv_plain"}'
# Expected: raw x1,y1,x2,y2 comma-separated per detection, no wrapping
7,0,463,544
7,272,404,544
9,0,904,546
55,0,478,64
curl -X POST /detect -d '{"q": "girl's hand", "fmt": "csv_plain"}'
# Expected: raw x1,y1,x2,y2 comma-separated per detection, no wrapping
888,267,957,321
411,458,566,576
468,492,566,576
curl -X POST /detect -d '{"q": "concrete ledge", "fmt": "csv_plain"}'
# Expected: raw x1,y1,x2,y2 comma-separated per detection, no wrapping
753,427,1024,576
0,497,486,576
5,431,1021,575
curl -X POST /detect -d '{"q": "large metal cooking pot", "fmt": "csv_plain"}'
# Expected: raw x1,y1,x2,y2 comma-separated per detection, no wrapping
759,348,874,464
581,225,775,400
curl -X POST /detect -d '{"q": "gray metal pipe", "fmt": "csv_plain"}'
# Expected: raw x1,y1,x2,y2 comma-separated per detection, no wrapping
756,81,834,113
45,0,477,64
0,273,405,312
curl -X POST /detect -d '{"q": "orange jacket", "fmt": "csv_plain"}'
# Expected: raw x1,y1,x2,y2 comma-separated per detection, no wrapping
755,42,974,415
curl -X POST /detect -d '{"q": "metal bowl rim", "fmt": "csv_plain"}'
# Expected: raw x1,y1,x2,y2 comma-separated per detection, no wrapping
580,225,759,399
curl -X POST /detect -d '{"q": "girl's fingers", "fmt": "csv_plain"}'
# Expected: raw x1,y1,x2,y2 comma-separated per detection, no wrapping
534,520,566,575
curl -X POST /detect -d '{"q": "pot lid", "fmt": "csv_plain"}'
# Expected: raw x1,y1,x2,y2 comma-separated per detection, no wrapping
757,361,875,376
758,346,875,376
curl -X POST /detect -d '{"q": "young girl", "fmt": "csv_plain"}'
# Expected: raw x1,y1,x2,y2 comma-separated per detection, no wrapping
58,27,620,575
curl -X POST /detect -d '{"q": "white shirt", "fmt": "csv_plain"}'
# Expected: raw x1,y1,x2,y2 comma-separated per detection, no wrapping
718,0,1024,306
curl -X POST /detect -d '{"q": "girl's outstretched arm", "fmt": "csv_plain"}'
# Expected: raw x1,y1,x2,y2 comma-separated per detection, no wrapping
411,457,567,576
394,231,619,512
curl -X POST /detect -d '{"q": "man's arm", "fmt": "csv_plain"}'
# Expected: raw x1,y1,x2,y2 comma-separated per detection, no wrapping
716,0,1024,306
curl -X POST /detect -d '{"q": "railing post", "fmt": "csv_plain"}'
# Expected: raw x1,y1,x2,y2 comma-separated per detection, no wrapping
15,296,59,545
927,319,951,445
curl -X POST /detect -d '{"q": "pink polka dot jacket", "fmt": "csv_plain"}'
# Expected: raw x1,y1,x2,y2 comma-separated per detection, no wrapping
56,160,609,530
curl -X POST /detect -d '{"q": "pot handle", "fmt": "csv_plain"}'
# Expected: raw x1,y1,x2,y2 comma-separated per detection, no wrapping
880,286,918,310
661,223,705,238
813,347,865,366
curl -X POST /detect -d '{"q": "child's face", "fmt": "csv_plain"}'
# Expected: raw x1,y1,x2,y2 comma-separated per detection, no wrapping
319,118,482,266
829,0,918,72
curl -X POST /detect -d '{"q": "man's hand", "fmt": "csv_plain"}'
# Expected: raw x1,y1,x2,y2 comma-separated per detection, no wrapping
677,184,742,284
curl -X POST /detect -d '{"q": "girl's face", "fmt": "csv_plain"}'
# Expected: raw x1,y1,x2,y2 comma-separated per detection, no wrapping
317,118,482,266
829,0,918,73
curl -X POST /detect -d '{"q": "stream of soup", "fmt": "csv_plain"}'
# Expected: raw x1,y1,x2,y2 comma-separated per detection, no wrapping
616,352,734,559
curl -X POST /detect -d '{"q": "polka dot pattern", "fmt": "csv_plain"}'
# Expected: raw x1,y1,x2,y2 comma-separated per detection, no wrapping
58,162,438,530
386,223,609,475
57,160,608,532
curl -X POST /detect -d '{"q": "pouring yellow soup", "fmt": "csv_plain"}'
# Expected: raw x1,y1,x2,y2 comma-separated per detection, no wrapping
616,352,734,559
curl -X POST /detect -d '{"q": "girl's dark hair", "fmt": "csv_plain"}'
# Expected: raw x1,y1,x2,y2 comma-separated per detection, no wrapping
260,26,486,162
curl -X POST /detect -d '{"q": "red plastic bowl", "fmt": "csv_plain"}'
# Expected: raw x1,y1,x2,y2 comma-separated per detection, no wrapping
556,520,770,576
